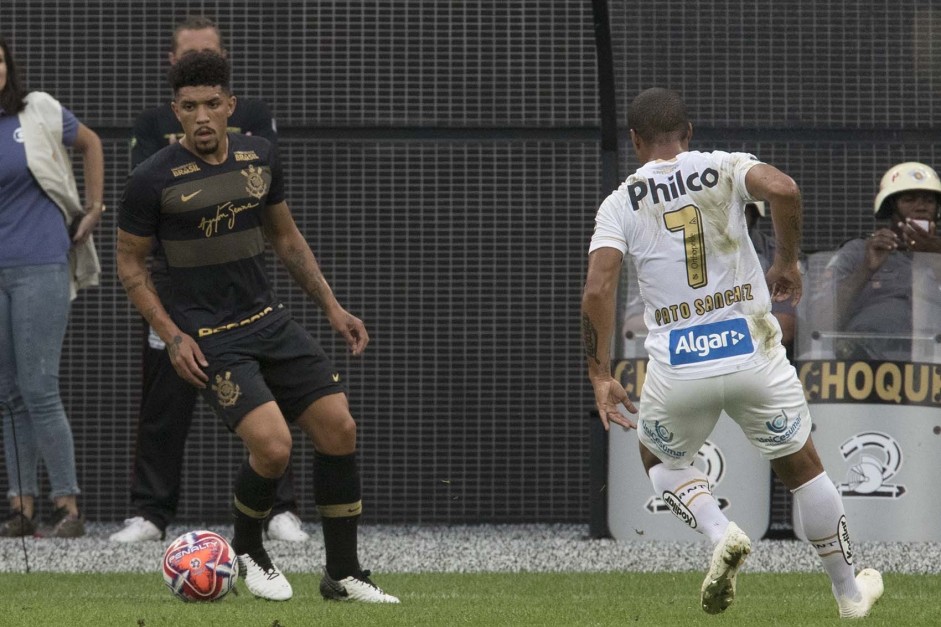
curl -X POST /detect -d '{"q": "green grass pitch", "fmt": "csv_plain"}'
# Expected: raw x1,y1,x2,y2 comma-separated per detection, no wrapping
0,571,937,626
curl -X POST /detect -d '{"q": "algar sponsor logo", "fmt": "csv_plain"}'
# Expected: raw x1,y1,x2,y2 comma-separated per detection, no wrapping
627,168,720,211
669,318,754,366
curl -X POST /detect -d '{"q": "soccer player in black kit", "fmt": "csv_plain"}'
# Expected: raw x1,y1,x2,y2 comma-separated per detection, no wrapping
111,16,307,545
117,51,398,603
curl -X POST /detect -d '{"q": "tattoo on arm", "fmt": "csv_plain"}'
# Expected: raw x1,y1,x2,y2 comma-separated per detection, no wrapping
282,244,327,309
167,335,183,357
119,270,157,298
581,314,601,365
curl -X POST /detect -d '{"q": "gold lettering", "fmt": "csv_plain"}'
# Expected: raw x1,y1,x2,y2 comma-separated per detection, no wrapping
197,307,275,337
171,162,201,177
903,364,930,402
198,206,226,237
615,359,646,400
846,362,873,400
197,201,260,238
875,363,903,403
743,284,752,300
800,360,941,406
820,361,846,400
934,366,941,403
799,362,818,401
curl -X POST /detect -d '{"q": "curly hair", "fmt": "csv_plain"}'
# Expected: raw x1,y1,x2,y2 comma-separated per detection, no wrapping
168,50,230,95
627,88,689,144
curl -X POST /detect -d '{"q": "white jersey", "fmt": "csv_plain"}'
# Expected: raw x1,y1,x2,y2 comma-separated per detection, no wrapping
590,150,782,378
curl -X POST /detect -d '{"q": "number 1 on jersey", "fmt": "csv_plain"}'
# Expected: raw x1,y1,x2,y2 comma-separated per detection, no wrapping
663,204,707,288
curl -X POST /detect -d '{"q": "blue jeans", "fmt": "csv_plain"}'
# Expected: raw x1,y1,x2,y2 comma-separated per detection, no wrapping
0,263,80,500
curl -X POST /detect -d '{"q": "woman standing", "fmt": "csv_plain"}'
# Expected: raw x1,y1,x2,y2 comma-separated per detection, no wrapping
0,37,103,537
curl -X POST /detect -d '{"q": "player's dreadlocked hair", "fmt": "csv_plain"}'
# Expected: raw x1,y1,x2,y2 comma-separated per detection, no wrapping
627,87,690,144
168,50,230,95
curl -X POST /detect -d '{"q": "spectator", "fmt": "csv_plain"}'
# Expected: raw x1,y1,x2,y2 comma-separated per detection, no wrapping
0,36,104,538
821,162,941,361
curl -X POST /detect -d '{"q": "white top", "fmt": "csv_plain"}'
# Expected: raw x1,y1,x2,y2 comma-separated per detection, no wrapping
590,150,783,378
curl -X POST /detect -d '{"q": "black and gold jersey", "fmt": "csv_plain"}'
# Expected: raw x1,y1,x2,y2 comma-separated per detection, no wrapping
119,133,288,344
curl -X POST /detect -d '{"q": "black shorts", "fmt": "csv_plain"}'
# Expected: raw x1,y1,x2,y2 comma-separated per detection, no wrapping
198,316,346,431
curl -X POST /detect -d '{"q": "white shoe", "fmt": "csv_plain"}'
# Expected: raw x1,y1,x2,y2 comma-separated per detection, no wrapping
238,551,293,601
837,568,884,619
109,516,163,542
701,521,751,614
265,511,309,542
320,568,400,603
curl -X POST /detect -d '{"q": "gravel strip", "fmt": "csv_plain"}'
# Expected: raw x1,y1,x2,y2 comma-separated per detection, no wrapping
1,523,938,574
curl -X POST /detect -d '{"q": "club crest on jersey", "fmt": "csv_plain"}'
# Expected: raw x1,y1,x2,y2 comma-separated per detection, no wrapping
669,318,754,365
241,164,268,199
627,168,719,211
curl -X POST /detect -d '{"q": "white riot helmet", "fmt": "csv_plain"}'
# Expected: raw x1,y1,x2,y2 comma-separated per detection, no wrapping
873,162,941,218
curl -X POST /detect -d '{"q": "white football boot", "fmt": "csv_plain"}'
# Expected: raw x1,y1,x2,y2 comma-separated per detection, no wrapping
109,516,164,542
238,550,293,601
701,521,752,614
837,568,884,619
320,567,400,603
265,511,309,542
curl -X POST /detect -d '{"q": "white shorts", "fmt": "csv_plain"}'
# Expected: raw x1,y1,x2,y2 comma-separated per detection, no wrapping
637,346,811,469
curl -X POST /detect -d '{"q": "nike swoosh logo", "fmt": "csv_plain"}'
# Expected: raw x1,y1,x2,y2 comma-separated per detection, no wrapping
332,373,341,382
180,189,203,202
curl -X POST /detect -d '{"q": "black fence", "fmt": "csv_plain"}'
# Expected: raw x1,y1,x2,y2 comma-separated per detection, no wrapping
3,0,938,524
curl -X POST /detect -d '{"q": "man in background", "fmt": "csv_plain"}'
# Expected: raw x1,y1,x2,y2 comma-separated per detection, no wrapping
111,16,306,544
820,161,941,362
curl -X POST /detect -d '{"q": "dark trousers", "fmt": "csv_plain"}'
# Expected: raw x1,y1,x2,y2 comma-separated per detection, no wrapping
130,333,297,530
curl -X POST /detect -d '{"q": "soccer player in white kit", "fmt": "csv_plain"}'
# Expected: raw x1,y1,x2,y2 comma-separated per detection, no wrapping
581,88,883,619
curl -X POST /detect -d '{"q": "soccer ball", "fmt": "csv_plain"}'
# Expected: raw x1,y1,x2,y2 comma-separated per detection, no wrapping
162,530,239,602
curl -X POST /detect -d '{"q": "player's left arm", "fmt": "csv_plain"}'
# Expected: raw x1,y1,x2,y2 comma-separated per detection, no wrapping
745,163,803,305
262,201,368,355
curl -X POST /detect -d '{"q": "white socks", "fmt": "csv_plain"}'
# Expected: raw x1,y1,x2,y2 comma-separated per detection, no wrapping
792,472,861,601
648,463,728,543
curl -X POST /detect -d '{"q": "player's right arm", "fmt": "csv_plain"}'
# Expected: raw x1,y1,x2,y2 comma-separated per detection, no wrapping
582,246,637,431
116,229,208,388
